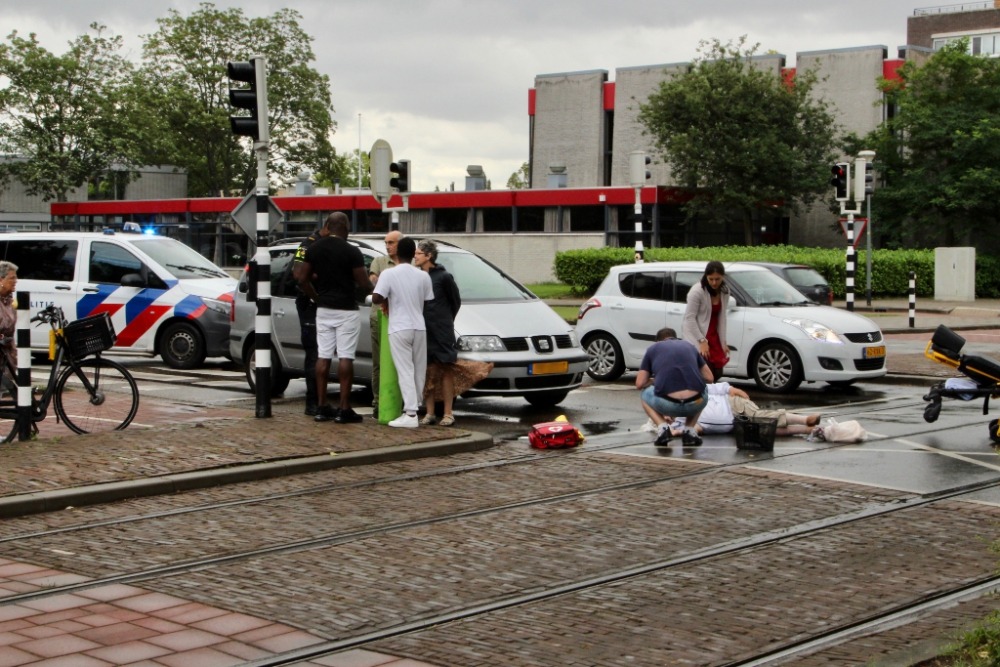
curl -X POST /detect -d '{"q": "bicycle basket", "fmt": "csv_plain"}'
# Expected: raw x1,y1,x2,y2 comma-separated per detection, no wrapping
733,415,778,451
63,312,117,359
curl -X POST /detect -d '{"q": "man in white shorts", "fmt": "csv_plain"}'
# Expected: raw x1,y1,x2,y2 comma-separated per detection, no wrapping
669,382,820,436
297,212,373,423
371,237,434,428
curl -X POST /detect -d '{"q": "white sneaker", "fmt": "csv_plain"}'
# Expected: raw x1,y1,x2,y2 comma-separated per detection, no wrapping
388,413,419,428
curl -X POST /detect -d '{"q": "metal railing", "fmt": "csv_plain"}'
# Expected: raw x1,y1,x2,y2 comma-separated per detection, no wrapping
914,2,993,14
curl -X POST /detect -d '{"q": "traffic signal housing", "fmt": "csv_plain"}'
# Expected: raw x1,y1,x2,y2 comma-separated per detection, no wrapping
830,163,850,202
227,58,269,143
855,159,874,200
629,151,652,187
390,160,410,193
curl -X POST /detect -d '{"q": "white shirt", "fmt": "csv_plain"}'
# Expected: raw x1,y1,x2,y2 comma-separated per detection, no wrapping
373,263,434,335
673,382,734,434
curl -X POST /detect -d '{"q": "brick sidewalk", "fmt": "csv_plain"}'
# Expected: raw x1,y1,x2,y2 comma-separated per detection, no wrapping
0,413,466,498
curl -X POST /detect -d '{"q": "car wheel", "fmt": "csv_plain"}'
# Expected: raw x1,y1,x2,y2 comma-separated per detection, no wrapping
827,379,857,388
751,342,803,393
159,322,206,369
524,390,570,408
584,333,625,382
244,345,291,396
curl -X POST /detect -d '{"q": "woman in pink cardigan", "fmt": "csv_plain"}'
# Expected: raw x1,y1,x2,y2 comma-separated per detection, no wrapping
682,260,729,381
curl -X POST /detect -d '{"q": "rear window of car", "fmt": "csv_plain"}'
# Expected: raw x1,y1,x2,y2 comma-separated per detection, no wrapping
785,267,828,288
0,240,77,281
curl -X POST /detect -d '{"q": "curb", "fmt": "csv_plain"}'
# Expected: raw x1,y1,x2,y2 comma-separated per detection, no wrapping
0,431,494,520
869,374,942,386
883,323,1000,334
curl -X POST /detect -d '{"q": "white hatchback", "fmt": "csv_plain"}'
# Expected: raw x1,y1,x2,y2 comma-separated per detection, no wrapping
575,261,887,393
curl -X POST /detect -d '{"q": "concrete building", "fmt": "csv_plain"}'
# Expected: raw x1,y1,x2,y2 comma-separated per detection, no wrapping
908,2,1000,52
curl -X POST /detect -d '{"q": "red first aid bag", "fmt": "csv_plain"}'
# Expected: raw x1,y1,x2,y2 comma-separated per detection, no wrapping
528,421,582,449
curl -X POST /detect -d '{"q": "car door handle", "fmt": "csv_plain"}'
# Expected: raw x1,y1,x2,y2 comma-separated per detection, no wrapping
82,287,100,293
275,309,285,317
55,285,72,291
610,304,625,310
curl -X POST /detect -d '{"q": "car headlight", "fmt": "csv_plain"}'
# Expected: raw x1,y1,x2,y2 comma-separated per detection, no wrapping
202,297,232,317
456,335,506,352
568,331,579,348
783,318,843,344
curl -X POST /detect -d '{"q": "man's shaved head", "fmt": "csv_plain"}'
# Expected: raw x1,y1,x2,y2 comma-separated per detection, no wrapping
324,212,350,238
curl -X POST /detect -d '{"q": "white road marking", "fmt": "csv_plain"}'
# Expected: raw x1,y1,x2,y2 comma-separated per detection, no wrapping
868,429,1000,474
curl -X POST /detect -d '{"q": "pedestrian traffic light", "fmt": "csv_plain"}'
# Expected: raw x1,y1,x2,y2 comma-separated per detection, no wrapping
854,159,874,200
369,139,393,203
390,160,410,193
227,57,269,143
830,163,849,202
629,151,652,188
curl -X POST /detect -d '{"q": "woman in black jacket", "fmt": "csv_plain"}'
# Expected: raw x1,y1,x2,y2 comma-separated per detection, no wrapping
414,240,461,426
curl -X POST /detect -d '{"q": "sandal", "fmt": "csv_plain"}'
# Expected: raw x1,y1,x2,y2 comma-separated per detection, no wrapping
419,414,438,426
439,414,455,427
806,414,821,427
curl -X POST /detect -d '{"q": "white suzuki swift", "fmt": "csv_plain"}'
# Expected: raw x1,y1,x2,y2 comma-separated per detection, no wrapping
575,262,887,392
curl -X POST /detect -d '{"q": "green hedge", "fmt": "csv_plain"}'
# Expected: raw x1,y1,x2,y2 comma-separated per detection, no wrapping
554,246,1000,299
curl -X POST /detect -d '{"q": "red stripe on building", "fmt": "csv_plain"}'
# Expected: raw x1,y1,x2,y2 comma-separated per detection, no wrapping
603,82,615,110
781,68,796,89
528,88,536,116
883,59,905,81
115,305,171,347
189,198,242,213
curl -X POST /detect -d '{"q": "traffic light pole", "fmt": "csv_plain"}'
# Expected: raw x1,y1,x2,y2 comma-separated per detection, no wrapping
633,187,643,264
846,217,855,312
254,144,272,418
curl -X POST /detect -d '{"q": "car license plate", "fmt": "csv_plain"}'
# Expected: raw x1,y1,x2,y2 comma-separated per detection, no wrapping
864,345,886,359
529,361,569,375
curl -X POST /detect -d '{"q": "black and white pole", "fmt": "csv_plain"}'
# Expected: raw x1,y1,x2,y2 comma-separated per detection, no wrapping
16,292,30,441
909,272,916,329
633,188,643,264
391,211,399,232
846,217,855,312
251,54,271,419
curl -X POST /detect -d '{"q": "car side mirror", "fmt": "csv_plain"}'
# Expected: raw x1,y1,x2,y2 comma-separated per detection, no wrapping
238,282,248,294
364,295,373,307
728,295,738,309
121,273,145,288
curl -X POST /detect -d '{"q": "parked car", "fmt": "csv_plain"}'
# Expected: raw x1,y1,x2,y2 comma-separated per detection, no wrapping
747,262,833,305
575,261,886,393
5,231,235,369
230,238,588,407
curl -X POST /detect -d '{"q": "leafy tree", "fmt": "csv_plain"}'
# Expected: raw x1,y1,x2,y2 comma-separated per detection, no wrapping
506,161,529,189
0,24,142,202
140,2,335,197
317,149,368,189
639,37,839,244
848,39,1000,247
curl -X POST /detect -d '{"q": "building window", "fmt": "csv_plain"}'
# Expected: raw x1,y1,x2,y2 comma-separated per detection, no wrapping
603,110,614,187
483,207,513,232
517,207,545,232
357,211,390,234
567,206,604,232
434,208,468,233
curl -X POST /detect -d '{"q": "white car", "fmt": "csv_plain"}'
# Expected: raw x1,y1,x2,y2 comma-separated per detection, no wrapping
575,261,886,393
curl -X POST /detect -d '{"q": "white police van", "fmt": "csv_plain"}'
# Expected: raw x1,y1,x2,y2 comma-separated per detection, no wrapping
6,230,236,368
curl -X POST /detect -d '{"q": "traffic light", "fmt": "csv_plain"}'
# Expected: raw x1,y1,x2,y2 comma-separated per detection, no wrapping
855,159,874,200
227,58,269,143
369,139,393,202
629,151,652,187
830,163,850,202
390,160,410,192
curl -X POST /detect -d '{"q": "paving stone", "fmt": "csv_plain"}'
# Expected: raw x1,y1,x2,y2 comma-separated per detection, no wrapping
312,650,408,667
212,640,273,660
21,594,98,613
22,655,112,667
82,639,173,665
76,614,124,628
143,628,227,651
250,630,326,653
11,625,66,639
0,645,38,667
111,594,187,615
12,633,102,658
230,623,299,643
189,612,273,636
76,586,148,603
152,646,245,667
0,635,24,648
27,609,88,625
76,622,161,646
130,618,185,634
0,609,37,623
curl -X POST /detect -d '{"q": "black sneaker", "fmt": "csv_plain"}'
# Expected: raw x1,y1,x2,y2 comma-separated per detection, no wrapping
681,431,703,447
334,407,363,424
314,404,339,422
304,403,319,417
654,429,673,447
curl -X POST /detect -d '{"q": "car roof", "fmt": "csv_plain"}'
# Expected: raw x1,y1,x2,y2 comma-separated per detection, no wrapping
742,261,813,270
611,261,770,273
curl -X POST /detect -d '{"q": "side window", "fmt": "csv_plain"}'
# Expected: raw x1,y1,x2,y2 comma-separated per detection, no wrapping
89,242,142,285
269,249,296,298
618,273,634,297
632,272,666,301
356,253,376,305
3,240,78,281
675,272,701,303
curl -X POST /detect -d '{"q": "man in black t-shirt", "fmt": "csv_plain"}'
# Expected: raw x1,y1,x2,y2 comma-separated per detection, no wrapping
292,225,331,415
298,212,374,423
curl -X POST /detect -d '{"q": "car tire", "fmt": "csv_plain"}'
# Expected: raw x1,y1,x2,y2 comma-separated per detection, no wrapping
751,342,803,393
244,345,291,397
159,322,207,369
584,333,625,382
827,379,857,388
524,389,570,408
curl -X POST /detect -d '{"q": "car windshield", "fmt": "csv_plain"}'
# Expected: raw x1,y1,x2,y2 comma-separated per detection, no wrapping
728,270,811,307
130,238,230,280
435,252,534,302
786,267,828,288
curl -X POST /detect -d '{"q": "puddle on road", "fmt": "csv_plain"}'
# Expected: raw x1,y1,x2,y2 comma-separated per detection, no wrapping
580,420,621,436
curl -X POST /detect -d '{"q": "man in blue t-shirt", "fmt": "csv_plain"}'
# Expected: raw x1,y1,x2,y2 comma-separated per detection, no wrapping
636,327,714,448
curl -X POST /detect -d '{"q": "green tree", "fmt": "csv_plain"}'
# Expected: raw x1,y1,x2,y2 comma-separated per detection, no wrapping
0,24,143,202
638,37,839,245
506,161,529,189
848,38,1000,247
140,2,335,197
317,149,368,189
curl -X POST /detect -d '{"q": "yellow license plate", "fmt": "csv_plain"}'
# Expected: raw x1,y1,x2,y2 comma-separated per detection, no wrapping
529,361,569,375
865,345,886,359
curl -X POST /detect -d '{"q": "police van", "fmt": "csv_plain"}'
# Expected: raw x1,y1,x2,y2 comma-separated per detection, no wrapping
5,230,236,368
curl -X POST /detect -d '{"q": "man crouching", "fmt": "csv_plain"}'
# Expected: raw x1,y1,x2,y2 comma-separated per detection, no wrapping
636,327,714,448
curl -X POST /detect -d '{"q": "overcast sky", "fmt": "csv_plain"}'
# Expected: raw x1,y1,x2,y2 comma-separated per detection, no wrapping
0,0,917,191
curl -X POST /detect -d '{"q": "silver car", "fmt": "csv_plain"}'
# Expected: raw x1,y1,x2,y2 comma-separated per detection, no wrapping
229,238,588,407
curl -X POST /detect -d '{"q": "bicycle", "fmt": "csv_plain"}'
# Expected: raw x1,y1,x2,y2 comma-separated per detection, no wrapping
0,304,139,441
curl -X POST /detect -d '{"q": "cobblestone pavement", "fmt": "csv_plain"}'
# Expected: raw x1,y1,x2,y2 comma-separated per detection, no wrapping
0,413,462,497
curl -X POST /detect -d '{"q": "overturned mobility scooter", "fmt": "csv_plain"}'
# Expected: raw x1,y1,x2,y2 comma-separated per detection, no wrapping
923,324,1000,442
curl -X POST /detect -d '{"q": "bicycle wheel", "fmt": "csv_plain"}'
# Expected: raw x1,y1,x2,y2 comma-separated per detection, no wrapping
54,357,139,434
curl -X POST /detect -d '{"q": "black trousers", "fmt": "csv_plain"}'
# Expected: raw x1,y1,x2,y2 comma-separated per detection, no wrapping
298,304,318,405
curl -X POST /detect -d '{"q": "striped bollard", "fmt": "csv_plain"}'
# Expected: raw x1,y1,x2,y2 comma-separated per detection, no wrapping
16,292,30,441
254,186,272,418
909,272,916,329
846,218,855,312
634,190,644,264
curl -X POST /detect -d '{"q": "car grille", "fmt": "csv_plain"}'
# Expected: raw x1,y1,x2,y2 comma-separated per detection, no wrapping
472,378,510,390
554,335,573,349
501,337,529,352
844,331,883,344
854,358,885,371
515,374,575,390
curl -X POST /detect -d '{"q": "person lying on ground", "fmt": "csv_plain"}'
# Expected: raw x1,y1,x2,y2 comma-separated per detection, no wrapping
668,382,820,437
